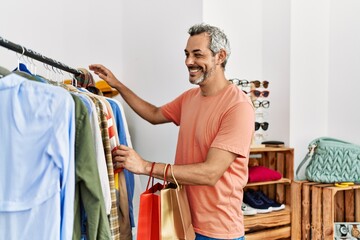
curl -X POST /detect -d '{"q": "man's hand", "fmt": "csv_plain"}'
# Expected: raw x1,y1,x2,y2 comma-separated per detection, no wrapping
112,144,151,175
89,64,120,88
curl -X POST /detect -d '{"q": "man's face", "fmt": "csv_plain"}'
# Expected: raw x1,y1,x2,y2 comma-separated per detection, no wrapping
184,33,217,85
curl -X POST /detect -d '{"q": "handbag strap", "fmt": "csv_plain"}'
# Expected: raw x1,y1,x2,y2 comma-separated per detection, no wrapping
295,144,316,180
145,162,156,190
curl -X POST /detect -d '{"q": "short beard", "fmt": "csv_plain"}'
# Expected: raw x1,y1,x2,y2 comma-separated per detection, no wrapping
189,62,215,85
192,74,205,85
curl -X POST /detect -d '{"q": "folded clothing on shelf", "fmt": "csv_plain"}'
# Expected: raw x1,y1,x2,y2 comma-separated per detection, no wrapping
248,166,282,183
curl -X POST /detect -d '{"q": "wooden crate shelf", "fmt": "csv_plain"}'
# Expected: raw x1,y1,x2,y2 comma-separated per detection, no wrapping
291,181,360,240
245,147,294,239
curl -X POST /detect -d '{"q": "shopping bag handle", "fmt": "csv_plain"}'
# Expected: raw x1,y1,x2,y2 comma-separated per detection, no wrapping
170,165,181,191
162,164,171,189
145,162,156,190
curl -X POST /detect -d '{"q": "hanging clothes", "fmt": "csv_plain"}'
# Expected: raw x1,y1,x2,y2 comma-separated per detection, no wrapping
0,73,76,240
83,93,121,240
76,93,111,215
70,94,111,240
77,69,135,240
106,98,135,229
1,38,136,239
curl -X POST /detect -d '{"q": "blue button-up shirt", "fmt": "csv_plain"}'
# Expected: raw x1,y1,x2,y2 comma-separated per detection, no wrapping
0,73,75,240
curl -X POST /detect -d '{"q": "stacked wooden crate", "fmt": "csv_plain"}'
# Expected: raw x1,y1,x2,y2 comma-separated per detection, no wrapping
244,147,294,240
291,181,360,239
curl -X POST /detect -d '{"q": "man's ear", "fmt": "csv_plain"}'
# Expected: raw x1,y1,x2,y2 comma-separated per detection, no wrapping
217,49,227,66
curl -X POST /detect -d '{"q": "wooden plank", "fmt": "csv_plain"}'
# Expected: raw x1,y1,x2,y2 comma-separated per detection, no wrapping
344,190,355,222
356,189,360,221
275,152,284,203
300,182,320,240
261,185,269,196
245,226,291,240
248,158,259,167
285,184,292,207
246,178,291,187
284,150,294,206
250,147,294,153
285,149,294,180
268,152,276,168
268,152,277,200
334,191,345,222
291,181,303,240
326,185,360,191
311,185,322,240
258,152,266,171
244,206,290,232
322,188,335,240
311,184,333,240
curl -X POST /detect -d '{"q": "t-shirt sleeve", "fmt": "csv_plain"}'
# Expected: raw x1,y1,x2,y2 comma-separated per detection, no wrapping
160,93,185,126
211,102,255,157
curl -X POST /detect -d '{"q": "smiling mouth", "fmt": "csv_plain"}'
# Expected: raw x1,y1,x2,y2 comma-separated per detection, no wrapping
188,66,202,75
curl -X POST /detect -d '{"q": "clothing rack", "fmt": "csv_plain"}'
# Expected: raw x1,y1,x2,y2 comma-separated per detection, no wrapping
0,35,81,76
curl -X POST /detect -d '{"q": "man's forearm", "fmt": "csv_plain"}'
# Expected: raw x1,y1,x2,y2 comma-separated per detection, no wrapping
113,81,166,124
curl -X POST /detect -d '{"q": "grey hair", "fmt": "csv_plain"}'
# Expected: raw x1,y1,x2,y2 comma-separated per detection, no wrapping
188,23,231,69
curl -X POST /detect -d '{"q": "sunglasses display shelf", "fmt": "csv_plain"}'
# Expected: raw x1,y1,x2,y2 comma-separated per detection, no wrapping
244,147,294,240
229,79,271,148
252,80,270,148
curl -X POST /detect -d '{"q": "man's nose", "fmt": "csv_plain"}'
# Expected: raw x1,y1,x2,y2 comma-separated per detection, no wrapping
185,56,194,65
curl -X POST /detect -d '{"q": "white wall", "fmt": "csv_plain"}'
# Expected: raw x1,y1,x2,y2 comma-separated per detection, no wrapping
290,0,360,171
203,0,264,79
262,0,290,145
328,0,360,143
289,0,330,171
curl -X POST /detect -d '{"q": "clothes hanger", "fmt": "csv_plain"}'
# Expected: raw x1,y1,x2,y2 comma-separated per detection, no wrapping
28,56,37,75
15,46,32,74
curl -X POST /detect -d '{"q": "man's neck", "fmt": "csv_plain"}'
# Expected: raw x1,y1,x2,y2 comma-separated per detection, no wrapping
199,75,230,97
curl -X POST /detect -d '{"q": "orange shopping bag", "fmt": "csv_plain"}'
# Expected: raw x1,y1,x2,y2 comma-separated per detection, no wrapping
136,162,163,240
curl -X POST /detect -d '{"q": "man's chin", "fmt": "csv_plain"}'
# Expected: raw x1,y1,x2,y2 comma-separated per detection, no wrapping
189,76,205,85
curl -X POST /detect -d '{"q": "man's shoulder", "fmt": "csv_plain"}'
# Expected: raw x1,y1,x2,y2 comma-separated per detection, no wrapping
179,87,200,98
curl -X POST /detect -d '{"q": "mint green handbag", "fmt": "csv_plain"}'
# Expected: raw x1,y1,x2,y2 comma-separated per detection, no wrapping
296,137,360,183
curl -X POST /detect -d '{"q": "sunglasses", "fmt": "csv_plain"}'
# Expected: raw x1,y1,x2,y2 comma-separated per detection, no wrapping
252,100,270,108
246,90,269,98
229,78,250,87
255,122,269,131
251,80,269,89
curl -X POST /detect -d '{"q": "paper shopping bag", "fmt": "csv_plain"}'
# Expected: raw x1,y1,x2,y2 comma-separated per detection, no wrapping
161,165,195,240
136,163,163,240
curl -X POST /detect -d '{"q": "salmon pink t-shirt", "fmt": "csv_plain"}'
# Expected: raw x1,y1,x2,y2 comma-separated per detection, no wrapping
161,84,254,239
